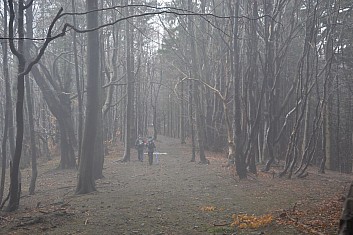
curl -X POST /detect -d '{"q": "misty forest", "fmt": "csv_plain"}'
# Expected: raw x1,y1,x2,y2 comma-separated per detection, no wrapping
0,0,353,234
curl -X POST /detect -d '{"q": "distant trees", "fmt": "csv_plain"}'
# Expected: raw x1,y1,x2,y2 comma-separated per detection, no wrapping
159,0,353,178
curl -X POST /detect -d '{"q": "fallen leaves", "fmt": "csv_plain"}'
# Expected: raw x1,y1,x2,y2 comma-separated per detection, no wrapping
231,213,273,229
276,195,343,234
200,205,216,212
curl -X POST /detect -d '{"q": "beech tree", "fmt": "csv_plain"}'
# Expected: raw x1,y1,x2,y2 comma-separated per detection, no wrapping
122,1,134,162
76,0,100,194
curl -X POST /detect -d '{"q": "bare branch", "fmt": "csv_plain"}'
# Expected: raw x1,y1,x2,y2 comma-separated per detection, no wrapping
23,0,34,10
0,5,278,41
20,8,65,76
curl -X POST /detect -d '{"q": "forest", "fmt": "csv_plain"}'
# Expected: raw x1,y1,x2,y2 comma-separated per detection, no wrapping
0,0,353,234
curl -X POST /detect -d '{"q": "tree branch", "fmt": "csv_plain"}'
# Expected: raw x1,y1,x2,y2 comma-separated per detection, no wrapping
1,5,279,41
20,7,65,77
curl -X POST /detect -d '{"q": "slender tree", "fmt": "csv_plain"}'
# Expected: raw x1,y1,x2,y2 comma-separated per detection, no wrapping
5,0,64,210
0,0,13,205
122,0,134,162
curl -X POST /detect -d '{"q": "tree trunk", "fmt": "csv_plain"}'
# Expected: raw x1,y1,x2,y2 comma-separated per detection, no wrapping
30,66,76,169
71,0,83,162
188,0,207,164
25,77,37,195
76,0,100,194
339,183,353,235
324,102,332,170
189,78,196,162
25,2,37,195
6,0,26,212
122,0,133,162
180,78,186,144
0,0,12,205
5,0,64,210
231,0,247,179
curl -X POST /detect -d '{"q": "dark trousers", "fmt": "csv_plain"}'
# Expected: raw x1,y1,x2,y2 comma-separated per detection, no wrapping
138,150,144,161
148,151,153,165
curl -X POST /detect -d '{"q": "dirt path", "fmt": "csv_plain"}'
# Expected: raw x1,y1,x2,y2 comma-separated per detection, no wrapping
0,135,350,234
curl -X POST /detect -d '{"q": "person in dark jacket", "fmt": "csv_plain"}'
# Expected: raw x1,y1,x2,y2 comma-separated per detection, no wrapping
146,137,156,165
135,135,145,162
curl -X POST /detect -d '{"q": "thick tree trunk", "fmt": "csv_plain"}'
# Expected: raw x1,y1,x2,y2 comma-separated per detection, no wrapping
7,58,25,211
58,120,76,168
188,0,207,164
30,66,76,169
231,0,247,179
76,0,100,194
93,17,105,180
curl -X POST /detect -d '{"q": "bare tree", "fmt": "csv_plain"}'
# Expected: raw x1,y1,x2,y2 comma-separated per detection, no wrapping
76,0,100,194
6,0,64,211
0,0,14,206
122,0,134,162
188,0,208,164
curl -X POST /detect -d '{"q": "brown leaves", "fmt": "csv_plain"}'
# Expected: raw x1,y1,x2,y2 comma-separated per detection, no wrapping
276,195,343,234
200,205,216,212
231,213,273,229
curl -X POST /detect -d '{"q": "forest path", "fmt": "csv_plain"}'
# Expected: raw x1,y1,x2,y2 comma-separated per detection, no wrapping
1,134,350,234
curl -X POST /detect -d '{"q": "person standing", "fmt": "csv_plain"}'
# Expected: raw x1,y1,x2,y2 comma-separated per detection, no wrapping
135,135,145,162
146,137,156,165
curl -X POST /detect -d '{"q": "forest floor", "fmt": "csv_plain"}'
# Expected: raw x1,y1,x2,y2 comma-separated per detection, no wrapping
0,134,351,235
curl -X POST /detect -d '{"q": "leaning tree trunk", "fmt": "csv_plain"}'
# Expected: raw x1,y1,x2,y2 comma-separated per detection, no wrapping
30,66,76,169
